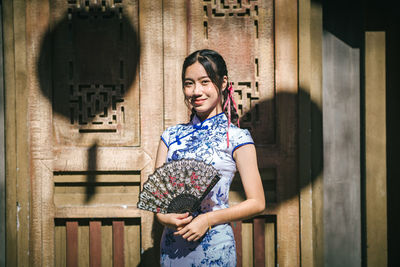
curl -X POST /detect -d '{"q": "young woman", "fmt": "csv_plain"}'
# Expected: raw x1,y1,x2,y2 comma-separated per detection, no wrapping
155,49,265,266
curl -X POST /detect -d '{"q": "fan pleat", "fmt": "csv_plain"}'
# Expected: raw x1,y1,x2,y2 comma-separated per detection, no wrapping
137,159,220,214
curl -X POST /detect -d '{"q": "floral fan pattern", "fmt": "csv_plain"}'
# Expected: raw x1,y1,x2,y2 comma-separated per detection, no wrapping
137,159,220,214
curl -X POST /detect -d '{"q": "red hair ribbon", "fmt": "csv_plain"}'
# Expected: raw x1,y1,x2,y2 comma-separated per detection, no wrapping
223,82,240,148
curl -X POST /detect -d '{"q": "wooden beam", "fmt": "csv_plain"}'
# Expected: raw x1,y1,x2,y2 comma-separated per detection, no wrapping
365,31,387,267
0,1,6,265
89,221,102,267
232,221,242,267
55,206,142,218
66,221,78,267
323,31,361,267
113,221,125,267
254,218,266,266
298,0,323,266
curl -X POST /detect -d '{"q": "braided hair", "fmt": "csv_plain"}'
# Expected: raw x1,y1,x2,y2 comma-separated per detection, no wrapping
182,49,239,125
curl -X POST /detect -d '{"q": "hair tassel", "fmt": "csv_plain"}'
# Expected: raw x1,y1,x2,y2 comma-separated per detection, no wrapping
223,82,240,148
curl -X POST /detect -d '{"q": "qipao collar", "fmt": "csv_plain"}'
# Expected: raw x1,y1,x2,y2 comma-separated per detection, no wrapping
172,112,227,146
191,112,226,130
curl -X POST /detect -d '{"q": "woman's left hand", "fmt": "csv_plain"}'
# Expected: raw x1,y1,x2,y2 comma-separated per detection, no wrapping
174,213,209,242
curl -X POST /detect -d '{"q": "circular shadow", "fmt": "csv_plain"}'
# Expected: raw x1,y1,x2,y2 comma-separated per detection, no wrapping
38,7,140,121
230,89,323,205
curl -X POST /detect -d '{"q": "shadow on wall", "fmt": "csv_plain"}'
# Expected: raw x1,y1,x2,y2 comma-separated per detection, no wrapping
231,90,323,205
144,89,324,265
37,6,140,202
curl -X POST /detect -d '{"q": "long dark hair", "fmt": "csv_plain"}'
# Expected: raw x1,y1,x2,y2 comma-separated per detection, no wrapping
182,49,239,124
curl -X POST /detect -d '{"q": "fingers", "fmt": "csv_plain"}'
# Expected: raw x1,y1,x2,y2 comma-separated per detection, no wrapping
176,216,192,227
175,212,189,219
174,226,189,236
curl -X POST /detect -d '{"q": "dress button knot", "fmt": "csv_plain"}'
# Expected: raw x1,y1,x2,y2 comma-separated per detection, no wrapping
175,136,182,145
194,124,208,130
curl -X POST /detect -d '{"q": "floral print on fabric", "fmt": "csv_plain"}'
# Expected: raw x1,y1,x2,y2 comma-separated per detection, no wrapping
160,112,254,267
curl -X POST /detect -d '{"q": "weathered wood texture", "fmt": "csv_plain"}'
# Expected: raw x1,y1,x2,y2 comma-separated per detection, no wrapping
89,221,102,267
232,221,242,266
365,31,387,267
138,0,165,263
163,0,189,126
298,0,323,266
113,221,125,267
232,217,276,267
0,2,6,265
4,0,31,266
26,1,55,264
274,0,300,265
323,31,361,267
56,219,140,267
188,1,299,265
66,221,78,267
5,0,301,265
254,218,265,266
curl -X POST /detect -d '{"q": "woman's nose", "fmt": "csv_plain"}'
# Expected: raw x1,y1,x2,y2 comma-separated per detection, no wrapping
192,82,202,95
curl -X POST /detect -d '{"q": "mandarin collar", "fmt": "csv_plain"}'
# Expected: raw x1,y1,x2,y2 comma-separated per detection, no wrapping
191,112,226,128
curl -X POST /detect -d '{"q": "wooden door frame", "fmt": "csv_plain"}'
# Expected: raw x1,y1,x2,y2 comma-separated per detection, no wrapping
0,1,6,265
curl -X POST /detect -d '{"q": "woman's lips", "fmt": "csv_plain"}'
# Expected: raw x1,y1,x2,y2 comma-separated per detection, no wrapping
193,99,206,105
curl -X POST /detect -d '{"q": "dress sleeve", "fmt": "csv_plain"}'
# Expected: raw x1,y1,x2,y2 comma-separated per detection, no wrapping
160,128,171,148
230,128,254,158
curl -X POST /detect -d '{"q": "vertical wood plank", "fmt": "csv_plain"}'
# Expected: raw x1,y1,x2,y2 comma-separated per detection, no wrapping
139,0,164,265
275,0,300,266
101,223,113,267
3,0,18,265
125,220,141,267
254,218,265,267
242,222,253,267
6,0,30,266
26,0,54,265
265,221,275,267
232,221,242,267
163,0,188,126
113,221,125,267
323,30,361,267
298,0,324,266
0,1,6,264
90,221,102,267
55,223,66,267
79,223,89,267
66,221,78,267
365,31,387,267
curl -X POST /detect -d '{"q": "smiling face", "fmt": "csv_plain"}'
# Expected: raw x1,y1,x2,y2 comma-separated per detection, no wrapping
183,62,227,121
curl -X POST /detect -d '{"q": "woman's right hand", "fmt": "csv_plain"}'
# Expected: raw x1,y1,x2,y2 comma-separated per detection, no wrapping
156,212,193,230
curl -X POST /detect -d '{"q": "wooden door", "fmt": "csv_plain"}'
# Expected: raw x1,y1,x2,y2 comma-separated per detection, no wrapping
26,0,298,266
182,1,299,266
27,0,159,265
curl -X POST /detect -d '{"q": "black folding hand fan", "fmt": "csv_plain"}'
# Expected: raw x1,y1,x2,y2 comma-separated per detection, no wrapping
137,159,220,214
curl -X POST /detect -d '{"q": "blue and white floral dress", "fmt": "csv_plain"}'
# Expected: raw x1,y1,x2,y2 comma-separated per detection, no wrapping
160,112,254,267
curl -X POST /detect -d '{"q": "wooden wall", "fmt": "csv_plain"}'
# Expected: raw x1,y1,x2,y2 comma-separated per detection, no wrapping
0,1,6,265
3,0,391,266
3,0,31,266
365,31,387,267
298,0,324,266
323,30,361,267
3,0,300,266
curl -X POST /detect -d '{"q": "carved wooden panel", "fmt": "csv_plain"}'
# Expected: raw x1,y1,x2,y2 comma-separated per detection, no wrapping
50,0,139,147
189,0,275,145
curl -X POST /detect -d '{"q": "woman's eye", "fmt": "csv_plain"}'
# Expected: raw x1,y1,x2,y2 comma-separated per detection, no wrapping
201,80,210,85
184,81,194,87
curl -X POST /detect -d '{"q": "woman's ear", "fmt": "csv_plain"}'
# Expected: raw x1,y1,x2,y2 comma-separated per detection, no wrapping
221,76,228,91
